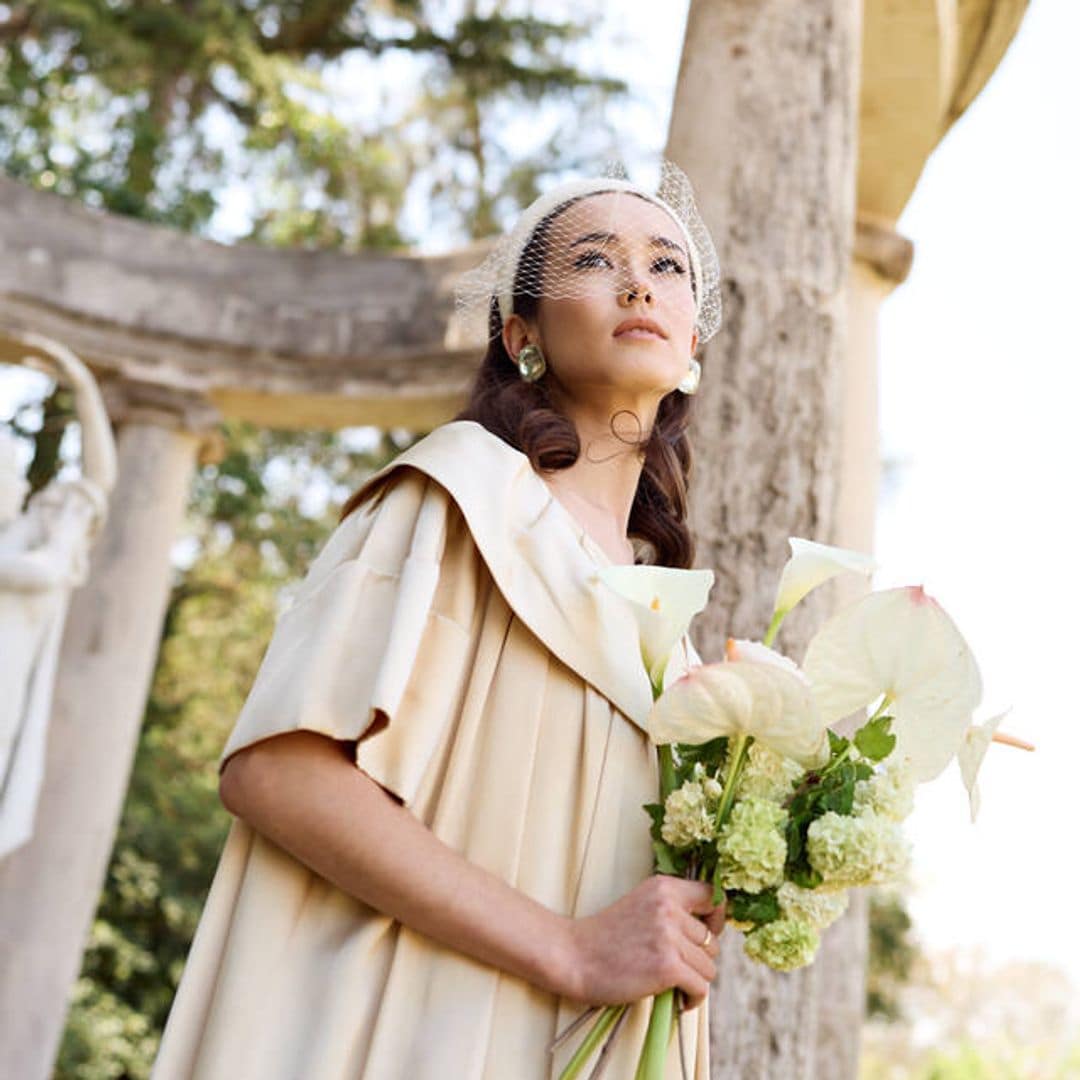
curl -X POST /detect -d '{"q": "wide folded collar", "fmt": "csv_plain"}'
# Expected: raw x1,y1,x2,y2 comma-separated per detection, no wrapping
348,420,675,733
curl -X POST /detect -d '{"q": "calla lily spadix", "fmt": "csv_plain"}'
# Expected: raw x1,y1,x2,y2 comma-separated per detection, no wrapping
801,585,982,782
647,656,831,769
767,538,878,644
596,564,714,690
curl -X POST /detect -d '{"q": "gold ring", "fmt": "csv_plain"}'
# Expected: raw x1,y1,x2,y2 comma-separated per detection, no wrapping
700,926,712,949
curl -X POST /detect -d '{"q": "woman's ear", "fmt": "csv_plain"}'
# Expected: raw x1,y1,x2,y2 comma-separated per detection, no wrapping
502,313,533,359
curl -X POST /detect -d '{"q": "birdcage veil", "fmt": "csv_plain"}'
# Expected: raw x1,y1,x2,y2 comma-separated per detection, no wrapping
452,157,723,348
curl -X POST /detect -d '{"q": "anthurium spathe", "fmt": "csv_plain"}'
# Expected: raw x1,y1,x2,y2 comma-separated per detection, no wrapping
767,538,878,643
801,585,982,782
596,564,714,690
957,708,1011,823
647,658,831,769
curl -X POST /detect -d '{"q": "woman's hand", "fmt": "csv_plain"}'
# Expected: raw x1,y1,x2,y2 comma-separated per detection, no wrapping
561,874,725,1011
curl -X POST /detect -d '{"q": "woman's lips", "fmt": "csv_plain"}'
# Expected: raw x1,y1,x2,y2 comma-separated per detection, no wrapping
614,328,665,340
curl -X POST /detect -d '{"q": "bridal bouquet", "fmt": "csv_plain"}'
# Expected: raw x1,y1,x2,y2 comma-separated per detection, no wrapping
552,538,1033,1080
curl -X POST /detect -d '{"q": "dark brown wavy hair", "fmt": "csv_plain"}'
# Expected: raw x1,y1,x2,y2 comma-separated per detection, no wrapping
345,189,700,568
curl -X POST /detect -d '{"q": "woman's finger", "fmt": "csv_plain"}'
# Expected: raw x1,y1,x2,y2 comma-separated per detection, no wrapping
676,879,720,917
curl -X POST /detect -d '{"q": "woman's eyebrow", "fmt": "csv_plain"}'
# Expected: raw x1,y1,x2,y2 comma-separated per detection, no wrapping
567,231,687,259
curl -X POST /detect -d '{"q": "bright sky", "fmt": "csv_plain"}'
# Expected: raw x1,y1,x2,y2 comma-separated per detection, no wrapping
2,0,1076,996
871,2,1079,990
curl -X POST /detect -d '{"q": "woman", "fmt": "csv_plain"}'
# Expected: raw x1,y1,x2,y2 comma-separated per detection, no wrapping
152,158,727,1079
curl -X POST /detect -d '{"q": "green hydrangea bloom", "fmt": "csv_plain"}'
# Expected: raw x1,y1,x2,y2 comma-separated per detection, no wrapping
735,743,805,804
661,780,718,848
806,810,910,889
744,917,820,971
716,797,788,893
853,758,916,822
776,880,849,930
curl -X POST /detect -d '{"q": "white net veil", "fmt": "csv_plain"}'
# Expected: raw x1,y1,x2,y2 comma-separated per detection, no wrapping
451,157,723,350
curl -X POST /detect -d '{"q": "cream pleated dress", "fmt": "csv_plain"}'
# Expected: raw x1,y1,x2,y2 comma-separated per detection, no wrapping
152,418,710,1080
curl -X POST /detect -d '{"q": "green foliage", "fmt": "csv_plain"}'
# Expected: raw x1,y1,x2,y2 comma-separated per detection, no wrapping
671,736,728,787
866,889,918,1021
783,720,889,888
727,888,781,926
854,714,897,762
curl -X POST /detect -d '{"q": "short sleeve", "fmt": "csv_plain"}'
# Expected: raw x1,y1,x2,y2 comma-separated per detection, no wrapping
218,467,478,809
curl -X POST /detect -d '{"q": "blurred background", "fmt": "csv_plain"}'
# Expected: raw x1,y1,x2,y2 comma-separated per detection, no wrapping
1,1,1076,1076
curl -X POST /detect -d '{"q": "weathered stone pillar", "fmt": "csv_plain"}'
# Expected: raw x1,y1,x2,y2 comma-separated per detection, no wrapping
664,0,865,1075
0,379,221,1080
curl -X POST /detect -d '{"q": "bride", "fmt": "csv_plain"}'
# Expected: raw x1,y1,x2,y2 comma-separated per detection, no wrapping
153,158,726,1079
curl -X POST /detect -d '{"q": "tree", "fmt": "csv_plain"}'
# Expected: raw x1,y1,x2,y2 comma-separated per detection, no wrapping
0,1,628,245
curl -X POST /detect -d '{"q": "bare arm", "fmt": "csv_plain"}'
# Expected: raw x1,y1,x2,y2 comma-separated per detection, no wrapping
219,730,577,998
220,729,726,1009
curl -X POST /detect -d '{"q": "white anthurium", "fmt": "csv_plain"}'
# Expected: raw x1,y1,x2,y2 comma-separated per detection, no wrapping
648,654,831,769
801,585,983,782
726,637,809,683
957,708,1011,824
772,537,878,621
596,565,714,690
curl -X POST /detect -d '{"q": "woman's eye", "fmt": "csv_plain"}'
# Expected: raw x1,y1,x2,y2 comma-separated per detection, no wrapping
573,250,613,269
573,250,687,276
654,256,686,275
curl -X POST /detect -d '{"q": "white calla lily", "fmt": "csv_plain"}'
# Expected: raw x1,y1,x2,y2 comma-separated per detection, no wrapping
772,537,878,623
801,585,982,782
957,708,1011,823
596,564,714,690
647,657,830,768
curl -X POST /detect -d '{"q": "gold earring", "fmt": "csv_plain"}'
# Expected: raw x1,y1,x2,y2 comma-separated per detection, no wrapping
677,357,701,395
516,342,546,382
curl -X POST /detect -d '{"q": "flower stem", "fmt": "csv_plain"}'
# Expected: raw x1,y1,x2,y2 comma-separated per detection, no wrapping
714,733,750,831
634,988,675,1080
658,743,678,801
762,609,785,648
558,1004,624,1079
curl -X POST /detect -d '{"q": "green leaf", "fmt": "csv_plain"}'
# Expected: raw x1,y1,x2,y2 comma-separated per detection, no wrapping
652,839,680,875
712,861,727,906
854,715,897,762
788,864,824,889
728,889,781,925
642,802,665,842
827,729,850,757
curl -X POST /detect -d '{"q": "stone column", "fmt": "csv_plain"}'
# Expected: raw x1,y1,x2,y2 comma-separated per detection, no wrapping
664,0,865,1074
0,379,222,1080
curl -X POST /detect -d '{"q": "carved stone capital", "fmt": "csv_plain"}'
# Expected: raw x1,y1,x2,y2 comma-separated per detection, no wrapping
854,215,914,285
97,375,225,463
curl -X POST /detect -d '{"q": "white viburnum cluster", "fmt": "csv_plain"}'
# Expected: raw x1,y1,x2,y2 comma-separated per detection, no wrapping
661,777,722,848
853,757,916,822
716,796,788,893
806,810,910,890
743,917,820,971
735,742,805,804
776,880,849,931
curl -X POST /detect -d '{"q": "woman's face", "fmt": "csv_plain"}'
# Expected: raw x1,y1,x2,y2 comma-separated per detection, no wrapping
506,191,699,405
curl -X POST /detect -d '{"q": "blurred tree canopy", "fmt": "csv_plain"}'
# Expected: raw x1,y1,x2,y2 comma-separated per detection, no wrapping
0,0,627,244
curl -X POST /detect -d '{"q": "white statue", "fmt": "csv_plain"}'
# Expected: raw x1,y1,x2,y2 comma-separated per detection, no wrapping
0,332,116,859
